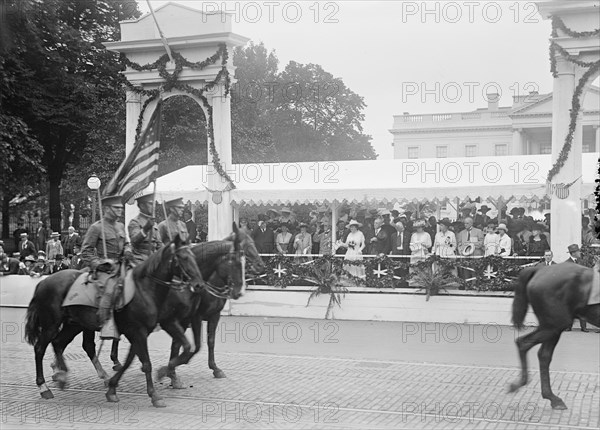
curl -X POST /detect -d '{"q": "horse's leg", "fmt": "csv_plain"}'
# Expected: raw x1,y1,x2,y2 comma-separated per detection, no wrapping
508,328,557,393
110,338,123,371
156,320,193,384
35,332,57,399
134,333,166,408
207,314,225,378
539,333,567,410
166,338,185,389
81,330,109,382
51,323,83,390
106,343,137,403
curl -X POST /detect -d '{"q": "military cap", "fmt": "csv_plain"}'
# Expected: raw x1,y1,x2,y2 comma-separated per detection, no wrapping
136,192,154,204
164,197,185,208
101,194,124,207
567,244,580,254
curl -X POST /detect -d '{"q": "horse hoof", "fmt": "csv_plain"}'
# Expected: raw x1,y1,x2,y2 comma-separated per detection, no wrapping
112,363,123,371
213,370,226,379
55,371,68,390
551,399,567,410
106,393,119,403
508,382,522,393
152,397,167,408
40,390,54,400
171,377,185,389
156,366,168,381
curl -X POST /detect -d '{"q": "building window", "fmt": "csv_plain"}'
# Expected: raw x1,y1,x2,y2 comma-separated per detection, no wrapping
408,147,419,159
436,146,447,158
465,145,477,157
540,145,551,154
495,144,508,156
582,143,590,152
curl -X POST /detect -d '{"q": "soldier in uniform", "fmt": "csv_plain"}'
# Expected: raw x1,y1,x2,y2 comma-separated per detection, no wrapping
128,193,162,265
80,194,132,332
158,198,189,243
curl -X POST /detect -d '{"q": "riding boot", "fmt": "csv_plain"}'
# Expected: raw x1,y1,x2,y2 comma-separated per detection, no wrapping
97,280,115,325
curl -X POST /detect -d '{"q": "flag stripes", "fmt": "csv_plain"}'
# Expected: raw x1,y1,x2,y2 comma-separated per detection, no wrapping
103,102,162,204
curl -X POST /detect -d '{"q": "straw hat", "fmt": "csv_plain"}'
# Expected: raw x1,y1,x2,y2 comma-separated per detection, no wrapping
346,219,363,229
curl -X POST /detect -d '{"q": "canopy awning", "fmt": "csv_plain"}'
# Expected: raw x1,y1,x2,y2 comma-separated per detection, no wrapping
154,154,598,206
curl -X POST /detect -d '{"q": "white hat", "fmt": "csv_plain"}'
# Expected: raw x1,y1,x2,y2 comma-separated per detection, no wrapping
346,219,363,228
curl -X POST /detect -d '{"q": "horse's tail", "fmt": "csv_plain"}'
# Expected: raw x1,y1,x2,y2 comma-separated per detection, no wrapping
24,296,43,346
511,266,539,330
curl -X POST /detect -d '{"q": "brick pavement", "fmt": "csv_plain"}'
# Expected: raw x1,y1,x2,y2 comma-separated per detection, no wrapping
1,337,598,430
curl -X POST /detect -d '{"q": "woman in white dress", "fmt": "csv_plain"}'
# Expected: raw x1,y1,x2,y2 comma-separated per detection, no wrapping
293,223,312,262
409,219,432,265
338,220,366,278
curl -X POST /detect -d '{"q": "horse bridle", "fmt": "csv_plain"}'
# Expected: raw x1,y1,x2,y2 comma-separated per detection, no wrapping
202,248,244,299
147,245,198,291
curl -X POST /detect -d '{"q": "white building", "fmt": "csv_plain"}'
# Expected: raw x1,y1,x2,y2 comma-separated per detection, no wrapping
390,88,600,159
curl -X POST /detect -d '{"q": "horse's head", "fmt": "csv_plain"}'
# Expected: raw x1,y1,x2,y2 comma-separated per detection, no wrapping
169,234,205,287
223,222,246,299
225,223,265,274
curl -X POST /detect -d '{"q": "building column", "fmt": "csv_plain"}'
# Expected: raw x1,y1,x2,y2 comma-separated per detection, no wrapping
124,91,143,238
512,129,522,155
550,57,582,261
207,88,233,241
595,126,600,152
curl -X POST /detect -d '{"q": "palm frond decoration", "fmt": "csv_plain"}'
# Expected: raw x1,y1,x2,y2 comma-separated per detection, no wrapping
305,259,351,319
410,262,458,301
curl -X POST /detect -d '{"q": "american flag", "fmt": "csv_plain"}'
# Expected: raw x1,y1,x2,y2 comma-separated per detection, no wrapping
103,102,162,204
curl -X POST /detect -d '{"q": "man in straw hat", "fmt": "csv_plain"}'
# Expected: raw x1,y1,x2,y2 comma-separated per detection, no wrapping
18,232,37,262
81,194,132,329
46,231,63,263
128,192,162,266
158,197,189,243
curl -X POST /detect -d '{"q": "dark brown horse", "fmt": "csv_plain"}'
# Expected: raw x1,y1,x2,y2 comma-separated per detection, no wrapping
509,262,600,409
24,236,205,407
164,228,265,387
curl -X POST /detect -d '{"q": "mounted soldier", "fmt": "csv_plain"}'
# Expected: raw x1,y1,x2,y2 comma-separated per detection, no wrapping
80,194,132,338
158,198,189,243
128,192,162,265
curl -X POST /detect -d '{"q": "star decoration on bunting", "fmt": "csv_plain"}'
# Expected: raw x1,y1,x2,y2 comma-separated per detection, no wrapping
274,264,287,278
483,265,497,279
373,263,388,278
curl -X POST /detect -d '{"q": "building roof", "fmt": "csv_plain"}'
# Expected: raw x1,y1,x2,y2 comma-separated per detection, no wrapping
154,154,597,206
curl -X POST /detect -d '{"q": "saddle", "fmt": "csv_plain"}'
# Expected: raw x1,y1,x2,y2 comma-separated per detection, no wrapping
62,269,136,315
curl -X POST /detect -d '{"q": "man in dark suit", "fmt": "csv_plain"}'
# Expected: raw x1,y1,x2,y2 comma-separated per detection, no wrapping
63,226,81,256
183,210,197,243
369,217,392,255
0,253,20,275
474,205,492,229
36,220,49,253
563,244,588,332
252,220,275,254
536,250,557,267
392,220,411,287
18,233,37,261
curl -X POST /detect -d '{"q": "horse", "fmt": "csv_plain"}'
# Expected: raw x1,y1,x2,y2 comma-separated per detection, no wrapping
509,262,600,409
106,226,264,380
24,235,206,407
164,227,265,387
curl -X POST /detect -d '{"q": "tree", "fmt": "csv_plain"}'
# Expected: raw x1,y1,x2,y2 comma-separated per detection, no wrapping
0,0,140,232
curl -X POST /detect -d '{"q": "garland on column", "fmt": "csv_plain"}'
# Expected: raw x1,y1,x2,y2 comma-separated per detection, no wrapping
547,16,600,183
119,44,236,188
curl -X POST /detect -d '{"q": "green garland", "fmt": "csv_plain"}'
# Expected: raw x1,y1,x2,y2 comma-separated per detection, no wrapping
547,60,600,183
119,44,236,188
547,15,600,183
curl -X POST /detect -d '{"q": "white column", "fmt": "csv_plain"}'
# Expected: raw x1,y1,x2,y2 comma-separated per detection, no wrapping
124,91,142,237
595,126,600,152
550,57,582,261
512,129,522,155
207,87,233,241
330,202,339,252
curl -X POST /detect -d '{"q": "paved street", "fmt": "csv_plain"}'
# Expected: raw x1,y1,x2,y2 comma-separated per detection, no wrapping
1,310,598,429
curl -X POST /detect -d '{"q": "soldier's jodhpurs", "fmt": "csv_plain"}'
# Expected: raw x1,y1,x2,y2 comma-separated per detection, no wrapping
96,265,124,339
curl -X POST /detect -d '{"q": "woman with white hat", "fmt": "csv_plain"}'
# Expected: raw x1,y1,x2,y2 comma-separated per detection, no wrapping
409,219,432,265
338,220,366,278
495,223,512,257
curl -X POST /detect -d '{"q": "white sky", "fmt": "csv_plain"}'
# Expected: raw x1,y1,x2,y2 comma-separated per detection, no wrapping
137,1,560,159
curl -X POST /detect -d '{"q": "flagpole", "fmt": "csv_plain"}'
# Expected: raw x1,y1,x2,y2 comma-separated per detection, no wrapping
146,0,174,63
97,189,108,259
160,194,173,242
149,180,157,243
